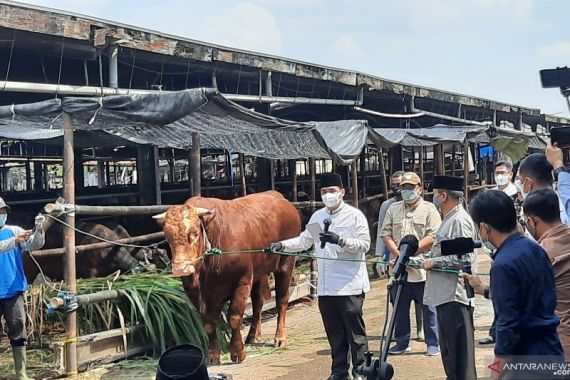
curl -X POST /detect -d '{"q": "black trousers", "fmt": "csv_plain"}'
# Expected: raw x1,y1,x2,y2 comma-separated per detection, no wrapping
0,292,27,347
489,312,497,339
318,294,368,378
436,302,477,380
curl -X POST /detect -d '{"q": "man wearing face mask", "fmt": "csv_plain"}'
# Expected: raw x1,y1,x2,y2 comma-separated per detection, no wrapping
492,161,517,199
0,198,45,380
463,190,563,379
421,176,478,380
375,171,404,278
376,171,425,341
380,172,441,356
516,153,569,226
522,188,570,359
267,173,370,380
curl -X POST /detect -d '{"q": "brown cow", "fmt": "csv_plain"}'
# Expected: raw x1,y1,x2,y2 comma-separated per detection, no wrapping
154,190,300,364
24,221,152,281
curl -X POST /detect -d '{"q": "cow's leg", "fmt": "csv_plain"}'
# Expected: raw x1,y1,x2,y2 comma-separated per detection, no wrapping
181,276,200,310
228,278,252,363
202,301,225,365
273,258,295,347
245,276,270,344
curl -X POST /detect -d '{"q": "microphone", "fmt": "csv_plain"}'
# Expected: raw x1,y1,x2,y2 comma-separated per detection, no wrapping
321,219,332,249
440,237,481,299
391,235,419,280
440,237,482,256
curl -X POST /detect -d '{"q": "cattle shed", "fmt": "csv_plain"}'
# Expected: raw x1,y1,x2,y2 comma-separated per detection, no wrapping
0,0,569,215
1,0,570,376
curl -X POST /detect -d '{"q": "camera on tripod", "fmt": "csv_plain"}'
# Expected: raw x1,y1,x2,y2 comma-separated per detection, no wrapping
356,236,480,380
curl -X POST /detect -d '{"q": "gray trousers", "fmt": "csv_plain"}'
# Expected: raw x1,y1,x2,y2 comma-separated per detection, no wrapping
0,292,27,346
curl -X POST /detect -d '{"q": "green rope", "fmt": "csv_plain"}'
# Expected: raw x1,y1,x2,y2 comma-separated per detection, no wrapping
204,248,490,276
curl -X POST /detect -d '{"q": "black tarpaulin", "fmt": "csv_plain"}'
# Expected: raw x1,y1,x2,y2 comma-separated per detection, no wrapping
0,89,368,164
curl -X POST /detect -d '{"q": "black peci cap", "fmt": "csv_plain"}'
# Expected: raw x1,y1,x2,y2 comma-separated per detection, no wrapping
320,173,343,188
432,176,464,192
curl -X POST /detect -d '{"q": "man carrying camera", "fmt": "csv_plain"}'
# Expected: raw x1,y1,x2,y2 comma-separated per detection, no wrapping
421,176,477,380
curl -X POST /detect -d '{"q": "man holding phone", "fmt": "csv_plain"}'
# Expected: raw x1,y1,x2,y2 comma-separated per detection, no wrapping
0,197,45,380
546,141,570,224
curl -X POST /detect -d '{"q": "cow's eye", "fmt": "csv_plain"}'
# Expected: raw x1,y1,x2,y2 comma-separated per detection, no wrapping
188,231,199,244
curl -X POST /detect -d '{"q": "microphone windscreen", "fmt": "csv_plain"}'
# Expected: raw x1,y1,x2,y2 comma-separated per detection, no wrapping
399,235,419,252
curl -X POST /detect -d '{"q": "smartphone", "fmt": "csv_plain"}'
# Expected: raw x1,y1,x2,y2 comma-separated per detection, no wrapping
550,127,570,150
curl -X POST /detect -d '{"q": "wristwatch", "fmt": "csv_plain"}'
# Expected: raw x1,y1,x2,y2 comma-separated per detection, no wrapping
483,286,491,300
553,166,567,181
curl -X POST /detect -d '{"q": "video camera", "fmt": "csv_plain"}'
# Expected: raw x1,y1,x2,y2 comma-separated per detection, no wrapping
539,66,570,113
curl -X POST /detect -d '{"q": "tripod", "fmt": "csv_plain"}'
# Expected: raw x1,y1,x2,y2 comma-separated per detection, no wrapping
356,272,409,380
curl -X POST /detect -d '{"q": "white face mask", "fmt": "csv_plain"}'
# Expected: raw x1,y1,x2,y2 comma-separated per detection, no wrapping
495,174,510,186
0,214,6,226
515,178,532,199
322,192,342,209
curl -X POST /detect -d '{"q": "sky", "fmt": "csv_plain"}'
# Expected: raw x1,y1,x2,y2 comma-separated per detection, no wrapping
16,0,570,116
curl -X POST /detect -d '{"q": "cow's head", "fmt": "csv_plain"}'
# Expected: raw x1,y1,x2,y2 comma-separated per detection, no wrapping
133,247,171,269
153,205,213,277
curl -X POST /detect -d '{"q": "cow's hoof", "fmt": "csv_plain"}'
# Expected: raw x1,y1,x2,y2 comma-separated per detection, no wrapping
245,334,261,344
274,336,288,347
207,349,221,365
230,348,246,363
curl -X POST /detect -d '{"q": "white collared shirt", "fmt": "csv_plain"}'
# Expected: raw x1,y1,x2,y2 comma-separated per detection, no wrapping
281,201,371,296
493,182,518,197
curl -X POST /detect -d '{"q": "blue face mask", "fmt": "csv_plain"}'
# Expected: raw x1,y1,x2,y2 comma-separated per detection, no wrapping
0,214,7,226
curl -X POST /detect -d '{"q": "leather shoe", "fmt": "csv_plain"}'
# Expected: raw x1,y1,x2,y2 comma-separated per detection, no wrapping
478,336,495,345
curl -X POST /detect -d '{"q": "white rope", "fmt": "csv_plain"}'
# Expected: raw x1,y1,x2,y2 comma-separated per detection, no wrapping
45,214,166,250
23,239,73,294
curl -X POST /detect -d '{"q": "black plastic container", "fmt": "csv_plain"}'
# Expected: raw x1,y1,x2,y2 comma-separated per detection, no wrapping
156,344,210,380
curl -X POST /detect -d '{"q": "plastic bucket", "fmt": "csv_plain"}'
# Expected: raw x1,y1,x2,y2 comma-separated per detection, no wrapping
156,344,210,380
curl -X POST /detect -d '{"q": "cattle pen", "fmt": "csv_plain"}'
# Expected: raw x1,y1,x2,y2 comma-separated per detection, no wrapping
0,1,569,378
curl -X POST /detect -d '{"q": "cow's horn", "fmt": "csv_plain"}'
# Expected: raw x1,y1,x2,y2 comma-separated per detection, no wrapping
194,207,212,216
152,212,167,220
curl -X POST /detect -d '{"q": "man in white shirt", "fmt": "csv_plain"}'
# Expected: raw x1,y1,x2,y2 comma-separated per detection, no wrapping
492,161,517,198
267,173,370,380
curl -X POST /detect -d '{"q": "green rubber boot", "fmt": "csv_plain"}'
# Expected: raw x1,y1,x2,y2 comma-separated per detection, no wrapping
12,346,32,380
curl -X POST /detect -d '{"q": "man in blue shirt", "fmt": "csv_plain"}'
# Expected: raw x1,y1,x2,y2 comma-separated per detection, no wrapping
0,198,45,380
463,190,563,378
375,170,404,277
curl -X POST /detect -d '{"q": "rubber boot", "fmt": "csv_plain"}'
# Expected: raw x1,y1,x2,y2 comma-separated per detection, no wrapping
414,301,425,342
12,346,32,380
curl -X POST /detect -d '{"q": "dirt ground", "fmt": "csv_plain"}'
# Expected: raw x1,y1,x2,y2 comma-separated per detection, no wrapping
91,251,494,380
1,252,495,380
